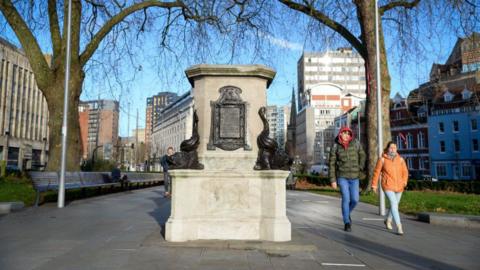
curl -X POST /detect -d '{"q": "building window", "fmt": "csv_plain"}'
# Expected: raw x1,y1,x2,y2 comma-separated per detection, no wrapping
453,121,459,132
462,89,472,100
407,133,414,149
418,132,425,148
439,122,444,133
444,91,453,102
471,119,478,131
436,164,447,177
419,159,425,170
462,165,472,178
396,135,403,150
406,158,413,169
454,140,460,152
473,139,479,152
440,141,445,153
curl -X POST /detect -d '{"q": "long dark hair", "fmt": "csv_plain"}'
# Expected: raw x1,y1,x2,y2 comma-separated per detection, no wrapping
384,141,397,153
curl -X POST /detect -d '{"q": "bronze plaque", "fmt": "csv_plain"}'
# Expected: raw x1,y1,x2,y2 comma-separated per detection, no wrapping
220,107,241,138
207,86,251,151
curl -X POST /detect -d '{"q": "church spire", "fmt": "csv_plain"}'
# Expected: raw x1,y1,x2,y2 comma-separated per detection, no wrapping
289,87,297,127
285,86,297,157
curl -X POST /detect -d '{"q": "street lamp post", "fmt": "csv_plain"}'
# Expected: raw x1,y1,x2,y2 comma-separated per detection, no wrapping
375,0,386,215
58,0,73,208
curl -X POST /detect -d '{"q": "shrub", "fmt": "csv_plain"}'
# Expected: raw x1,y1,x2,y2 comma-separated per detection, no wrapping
294,173,330,186
406,180,480,194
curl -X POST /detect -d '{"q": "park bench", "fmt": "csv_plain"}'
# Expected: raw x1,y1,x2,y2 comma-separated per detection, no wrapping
30,171,120,206
122,172,164,189
29,171,164,206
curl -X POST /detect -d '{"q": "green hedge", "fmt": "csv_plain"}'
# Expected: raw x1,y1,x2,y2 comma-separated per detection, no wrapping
406,180,480,194
297,174,480,194
295,174,330,186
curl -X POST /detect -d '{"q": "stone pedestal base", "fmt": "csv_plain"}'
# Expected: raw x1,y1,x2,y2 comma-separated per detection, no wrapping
165,170,291,242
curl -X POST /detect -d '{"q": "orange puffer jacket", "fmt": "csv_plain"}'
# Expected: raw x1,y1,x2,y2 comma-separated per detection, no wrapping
372,153,409,192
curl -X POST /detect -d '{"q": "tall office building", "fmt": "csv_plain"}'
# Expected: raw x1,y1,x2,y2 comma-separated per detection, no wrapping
145,92,178,160
297,47,366,110
295,48,366,166
266,105,290,150
150,91,194,170
79,99,119,161
0,38,49,170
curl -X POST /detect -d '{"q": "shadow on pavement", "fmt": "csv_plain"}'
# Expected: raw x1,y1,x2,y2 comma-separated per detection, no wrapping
300,225,465,270
147,189,171,240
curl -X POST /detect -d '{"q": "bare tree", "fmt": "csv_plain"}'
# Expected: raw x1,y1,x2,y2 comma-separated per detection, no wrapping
276,0,477,190
0,0,257,170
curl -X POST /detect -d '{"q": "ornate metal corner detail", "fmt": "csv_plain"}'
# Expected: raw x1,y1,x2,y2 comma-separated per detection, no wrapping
254,106,292,170
169,110,204,170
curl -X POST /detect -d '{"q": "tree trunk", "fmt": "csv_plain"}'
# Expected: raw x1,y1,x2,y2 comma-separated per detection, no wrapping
44,67,84,171
356,1,392,191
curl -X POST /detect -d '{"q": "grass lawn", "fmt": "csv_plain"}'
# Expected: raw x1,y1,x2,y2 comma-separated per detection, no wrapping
307,187,480,216
0,176,135,206
0,176,36,206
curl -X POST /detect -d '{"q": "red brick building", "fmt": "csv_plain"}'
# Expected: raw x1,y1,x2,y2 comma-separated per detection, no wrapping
390,93,430,178
78,100,119,161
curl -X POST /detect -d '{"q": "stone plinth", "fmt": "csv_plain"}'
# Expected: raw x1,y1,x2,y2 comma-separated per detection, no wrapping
185,64,275,171
165,170,291,242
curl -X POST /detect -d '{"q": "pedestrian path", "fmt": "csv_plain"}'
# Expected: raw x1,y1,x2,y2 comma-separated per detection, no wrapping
0,187,478,270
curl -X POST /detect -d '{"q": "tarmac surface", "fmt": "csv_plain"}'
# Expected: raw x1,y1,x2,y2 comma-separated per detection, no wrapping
0,186,478,270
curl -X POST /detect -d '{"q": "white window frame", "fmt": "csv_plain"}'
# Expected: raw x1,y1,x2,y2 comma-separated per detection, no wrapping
440,141,446,153
419,158,425,170
436,164,447,177
453,120,459,133
406,158,413,169
396,135,403,150
407,133,414,149
462,165,472,177
418,132,425,149
473,139,479,152
444,91,453,102
439,122,444,133
454,139,460,152
471,119,478,131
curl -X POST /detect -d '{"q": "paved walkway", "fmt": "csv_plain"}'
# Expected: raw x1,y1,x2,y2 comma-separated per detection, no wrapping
0,187,478,270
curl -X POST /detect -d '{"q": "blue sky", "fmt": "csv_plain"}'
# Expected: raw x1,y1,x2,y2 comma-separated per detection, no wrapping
0,3,466,137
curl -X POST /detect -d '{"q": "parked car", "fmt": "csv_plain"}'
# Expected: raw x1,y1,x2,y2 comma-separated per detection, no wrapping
421,174,438,182
309,165,328,176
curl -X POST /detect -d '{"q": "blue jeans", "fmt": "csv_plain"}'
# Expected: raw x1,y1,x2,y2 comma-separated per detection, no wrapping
385,190,403,225
163,171,171,193
337,178,359,225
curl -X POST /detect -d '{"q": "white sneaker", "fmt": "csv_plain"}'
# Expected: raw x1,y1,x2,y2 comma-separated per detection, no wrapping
397,224,404,235
384,219,393,230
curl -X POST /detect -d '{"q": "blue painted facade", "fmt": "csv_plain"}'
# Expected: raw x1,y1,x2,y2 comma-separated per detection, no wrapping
428,107,480,180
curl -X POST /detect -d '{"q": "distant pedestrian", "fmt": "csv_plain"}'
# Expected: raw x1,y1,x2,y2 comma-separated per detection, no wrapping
110,163,122,182
329,127,366,232
160,146,175,198
372,141,409,235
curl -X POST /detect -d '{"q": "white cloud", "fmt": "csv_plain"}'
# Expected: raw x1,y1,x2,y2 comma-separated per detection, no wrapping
261,32,303,51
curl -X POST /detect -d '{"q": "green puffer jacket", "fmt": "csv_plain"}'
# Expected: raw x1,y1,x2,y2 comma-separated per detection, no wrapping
328,139,366,183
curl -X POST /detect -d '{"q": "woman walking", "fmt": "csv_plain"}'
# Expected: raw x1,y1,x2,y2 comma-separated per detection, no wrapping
372,141,409,235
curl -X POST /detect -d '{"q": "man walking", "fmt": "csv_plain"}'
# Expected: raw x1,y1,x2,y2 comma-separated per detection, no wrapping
329,127,366,232
160,146,174,198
